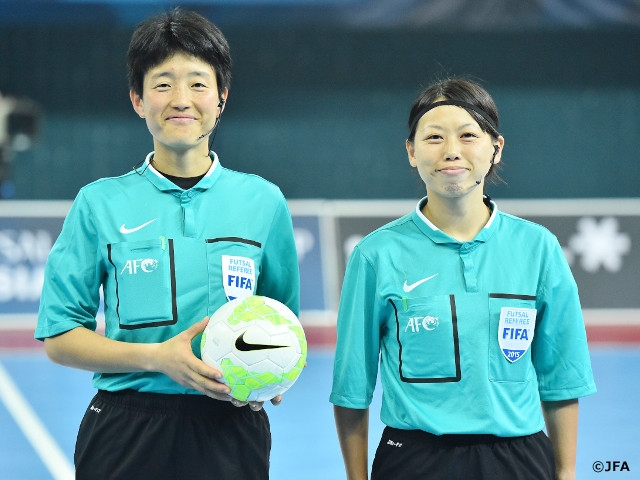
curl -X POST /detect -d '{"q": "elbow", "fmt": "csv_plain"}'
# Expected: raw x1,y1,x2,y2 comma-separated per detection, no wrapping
43,333,73,366
43,337,63,364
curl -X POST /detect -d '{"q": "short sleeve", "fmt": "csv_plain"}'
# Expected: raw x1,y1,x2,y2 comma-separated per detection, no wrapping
532,237,597,401
35,191,101,340
330,246,382,409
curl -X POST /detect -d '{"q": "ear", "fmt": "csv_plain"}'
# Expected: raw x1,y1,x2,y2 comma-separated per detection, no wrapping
130,90,145,118
492,136,505,165
218,88,229,114
406,139,417,167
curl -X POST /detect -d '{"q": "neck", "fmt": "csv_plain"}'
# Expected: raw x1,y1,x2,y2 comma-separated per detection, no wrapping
422,194,491,241
151,144,212,177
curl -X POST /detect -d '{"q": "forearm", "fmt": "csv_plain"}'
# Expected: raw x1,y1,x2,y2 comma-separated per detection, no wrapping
334,405,370,480
44,327,159,373
542,399,579,480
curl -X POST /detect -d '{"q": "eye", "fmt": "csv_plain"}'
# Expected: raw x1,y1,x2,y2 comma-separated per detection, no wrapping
154,82,171,91
425,134,443,143
192,82,209,90
460,132,480,142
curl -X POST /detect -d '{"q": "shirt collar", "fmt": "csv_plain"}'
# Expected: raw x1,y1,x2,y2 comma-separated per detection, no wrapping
140,151,222,194
413,195,499,243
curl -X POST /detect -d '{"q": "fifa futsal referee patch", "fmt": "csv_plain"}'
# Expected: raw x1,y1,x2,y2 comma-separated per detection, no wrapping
498,307,536,363
222,255,256,301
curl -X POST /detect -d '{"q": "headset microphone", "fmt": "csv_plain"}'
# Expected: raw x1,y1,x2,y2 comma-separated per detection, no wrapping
474,146,499,186
197,123,217,141
196,99,225,141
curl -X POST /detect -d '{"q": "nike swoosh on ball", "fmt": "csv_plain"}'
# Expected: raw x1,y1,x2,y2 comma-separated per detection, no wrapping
234,331,288,352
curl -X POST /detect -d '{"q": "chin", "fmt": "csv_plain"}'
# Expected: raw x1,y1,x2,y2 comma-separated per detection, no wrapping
159,138,199,150
441,183,466,195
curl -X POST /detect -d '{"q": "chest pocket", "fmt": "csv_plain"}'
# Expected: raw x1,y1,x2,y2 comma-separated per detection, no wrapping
107,238,177,330
488,293,537,383
391,294,461,383
205,237,262,311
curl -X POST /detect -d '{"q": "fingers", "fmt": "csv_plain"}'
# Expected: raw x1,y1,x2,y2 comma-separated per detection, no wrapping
200,390,274,411
198,373,229,396
198,379,248,408
199,363,224,382
233,398,251,408
187,317,210,339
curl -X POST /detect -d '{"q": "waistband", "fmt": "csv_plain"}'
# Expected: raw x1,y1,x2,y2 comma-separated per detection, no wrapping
384,426,545,447
95,389,240,415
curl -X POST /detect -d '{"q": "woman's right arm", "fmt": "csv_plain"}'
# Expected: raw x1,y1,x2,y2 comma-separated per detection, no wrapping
43,319,231,400
45,326,159,373
334,405,370,480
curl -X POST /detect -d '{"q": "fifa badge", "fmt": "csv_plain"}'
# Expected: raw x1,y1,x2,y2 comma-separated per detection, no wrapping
222,255,256,301
498,307,536,363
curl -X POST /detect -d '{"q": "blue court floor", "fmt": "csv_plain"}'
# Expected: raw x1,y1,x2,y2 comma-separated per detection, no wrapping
0,347,638,479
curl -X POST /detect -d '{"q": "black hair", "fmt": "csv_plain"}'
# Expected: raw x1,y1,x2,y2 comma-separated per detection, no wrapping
127,8,232,100
407,77,500,142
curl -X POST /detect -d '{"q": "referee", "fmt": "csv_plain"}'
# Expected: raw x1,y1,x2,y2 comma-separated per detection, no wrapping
330,77,595,480
35,9,299,480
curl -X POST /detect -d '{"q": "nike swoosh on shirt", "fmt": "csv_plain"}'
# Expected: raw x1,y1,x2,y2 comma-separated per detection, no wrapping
235,331,289,352
119,219,157,234
403,274,439,293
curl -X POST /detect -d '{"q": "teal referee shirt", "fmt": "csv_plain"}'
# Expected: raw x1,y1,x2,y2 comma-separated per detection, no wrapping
36,152,300,394
330,197,596,437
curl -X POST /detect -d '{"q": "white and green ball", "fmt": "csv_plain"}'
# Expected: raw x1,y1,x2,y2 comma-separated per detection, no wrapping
201,295,307,402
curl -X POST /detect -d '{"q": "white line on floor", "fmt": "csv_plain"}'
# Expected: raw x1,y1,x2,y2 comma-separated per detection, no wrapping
0,361,74,480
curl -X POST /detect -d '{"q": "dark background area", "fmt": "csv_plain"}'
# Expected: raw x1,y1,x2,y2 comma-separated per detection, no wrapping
1,0,639,200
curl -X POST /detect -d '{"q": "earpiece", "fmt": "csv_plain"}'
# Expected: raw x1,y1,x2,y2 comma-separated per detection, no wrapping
476,145,501,185
491,145,500,164
197,98,226,142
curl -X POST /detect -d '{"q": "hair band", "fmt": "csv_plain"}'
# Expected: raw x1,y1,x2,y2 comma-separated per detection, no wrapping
409,100,498,137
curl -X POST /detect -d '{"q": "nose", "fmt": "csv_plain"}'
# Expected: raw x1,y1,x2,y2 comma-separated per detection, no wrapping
170,85,191,109
444,139,461,160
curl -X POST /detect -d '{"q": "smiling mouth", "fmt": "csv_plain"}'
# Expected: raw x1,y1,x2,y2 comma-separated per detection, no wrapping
438,167,469,174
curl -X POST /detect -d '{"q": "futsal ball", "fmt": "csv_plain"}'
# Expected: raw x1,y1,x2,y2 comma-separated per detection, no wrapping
201,295,307,402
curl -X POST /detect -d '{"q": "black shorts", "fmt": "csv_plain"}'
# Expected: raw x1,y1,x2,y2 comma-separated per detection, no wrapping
74,389,271,480
372,427,555,480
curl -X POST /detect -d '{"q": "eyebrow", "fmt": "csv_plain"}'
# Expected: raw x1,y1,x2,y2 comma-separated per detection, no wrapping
149,70,213,81
422,123,479,131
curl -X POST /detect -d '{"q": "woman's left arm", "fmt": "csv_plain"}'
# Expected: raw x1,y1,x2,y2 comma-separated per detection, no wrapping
542,399,579,480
